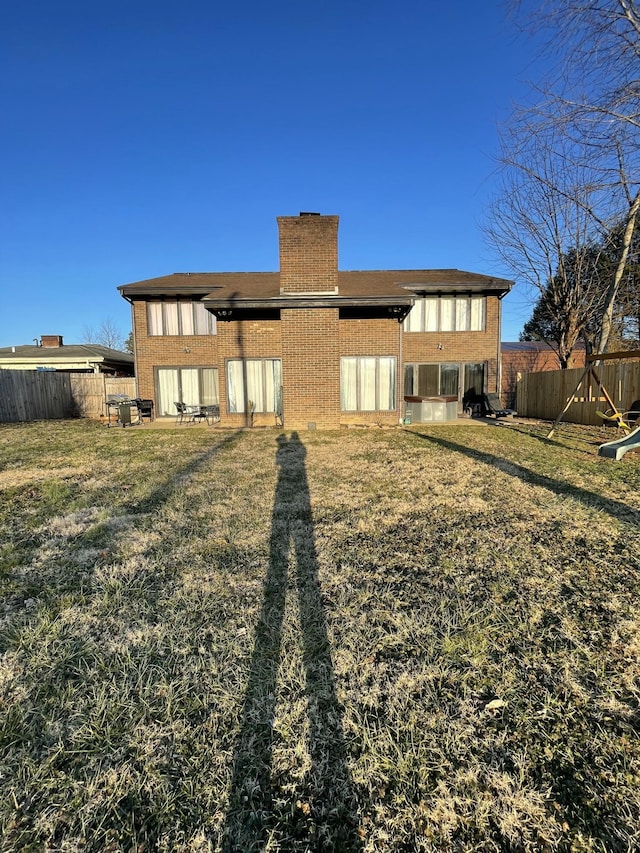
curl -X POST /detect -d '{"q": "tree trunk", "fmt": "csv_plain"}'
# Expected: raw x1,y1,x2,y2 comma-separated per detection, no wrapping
594,189,640,353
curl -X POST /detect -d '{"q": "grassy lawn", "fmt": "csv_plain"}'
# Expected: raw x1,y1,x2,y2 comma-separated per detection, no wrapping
1,419,639,852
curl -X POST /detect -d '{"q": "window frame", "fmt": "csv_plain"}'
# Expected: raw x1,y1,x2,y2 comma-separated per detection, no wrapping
147,300,217,336
404,361,485,399
340,355,397,412
225,358,282,414
155,366,219,417
403,295,485,333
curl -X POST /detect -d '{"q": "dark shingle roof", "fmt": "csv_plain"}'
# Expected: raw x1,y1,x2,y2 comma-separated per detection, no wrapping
0,343,134,363
501,341,586,353
119,269,513,301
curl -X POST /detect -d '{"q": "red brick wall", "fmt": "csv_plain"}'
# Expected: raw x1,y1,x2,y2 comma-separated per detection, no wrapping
281,307,341,429
132,300,286,425
339,317,402,425
402,296,502,395
132,302,220,413
501,347,586,408
216,318,282,428
277,215,339,294
132,295,504,426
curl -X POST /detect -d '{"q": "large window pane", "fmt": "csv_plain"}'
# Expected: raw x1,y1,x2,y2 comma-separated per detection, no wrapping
402,295,486,333
470,297,484,331
180,302,194,335
455,299,470,331
226,359,281,413
194,302,215,335
264,361,280,412
164,302,179,335
147,300,217,335
148,302,163,336
424,298,438,331
341,357,358,410
404,364,414,397
227,361,245,413
464,362,484,396
440,298,454,331
378,357,395,410
360,358,377,410
157,367,219,414
405,362,484,403
404,299,424,332
417,364,439,396
246,360,264,411
157,368,180,417
181,368,199,405
201,369,219,405
440,363,460,396
341,357,395,411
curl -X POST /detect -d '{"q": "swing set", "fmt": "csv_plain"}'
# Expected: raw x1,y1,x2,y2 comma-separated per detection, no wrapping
546,348,640,439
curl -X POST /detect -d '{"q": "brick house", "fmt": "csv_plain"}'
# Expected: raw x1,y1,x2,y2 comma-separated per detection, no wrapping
118,213,513,429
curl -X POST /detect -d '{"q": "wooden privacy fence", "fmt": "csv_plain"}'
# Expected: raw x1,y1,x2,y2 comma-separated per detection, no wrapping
517,362,640,424
0,371,136,423
70,375,136,419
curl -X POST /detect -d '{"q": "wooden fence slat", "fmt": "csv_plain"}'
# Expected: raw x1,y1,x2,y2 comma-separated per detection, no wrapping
0,370,136,422
517,363,640,424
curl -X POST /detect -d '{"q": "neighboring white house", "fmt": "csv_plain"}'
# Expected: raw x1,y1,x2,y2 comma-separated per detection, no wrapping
0,335,134,375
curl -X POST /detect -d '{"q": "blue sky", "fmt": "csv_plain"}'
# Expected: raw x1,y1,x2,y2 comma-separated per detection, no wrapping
1,0,543,348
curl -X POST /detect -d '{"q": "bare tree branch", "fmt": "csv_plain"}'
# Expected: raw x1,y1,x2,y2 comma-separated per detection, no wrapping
488,0,640,354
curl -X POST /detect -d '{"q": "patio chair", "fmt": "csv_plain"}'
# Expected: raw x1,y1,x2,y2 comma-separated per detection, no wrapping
202,404,220,424
175,401,188,424
134,398,154,422
483,393,513,418
463,390,513,418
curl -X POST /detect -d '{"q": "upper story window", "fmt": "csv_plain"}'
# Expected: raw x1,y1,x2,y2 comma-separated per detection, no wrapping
403,295,485,333
147,301,217,336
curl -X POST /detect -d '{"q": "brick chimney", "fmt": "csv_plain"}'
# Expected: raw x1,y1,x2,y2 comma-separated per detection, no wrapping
277,213,339,294
41,335,63,348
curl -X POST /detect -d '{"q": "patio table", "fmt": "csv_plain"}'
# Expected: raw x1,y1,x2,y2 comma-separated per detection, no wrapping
182,404,220,425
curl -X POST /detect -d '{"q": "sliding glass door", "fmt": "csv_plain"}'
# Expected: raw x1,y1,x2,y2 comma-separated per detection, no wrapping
156,367,219,417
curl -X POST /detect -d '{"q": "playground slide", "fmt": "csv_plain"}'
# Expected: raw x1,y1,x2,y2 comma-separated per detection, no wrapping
598,425,640,461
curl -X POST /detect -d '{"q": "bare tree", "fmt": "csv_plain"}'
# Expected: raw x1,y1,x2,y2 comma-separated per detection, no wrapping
485,124,608,366
491,0,640,353
81,318,126,351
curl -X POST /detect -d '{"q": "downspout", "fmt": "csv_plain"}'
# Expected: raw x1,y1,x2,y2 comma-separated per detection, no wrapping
398,317,404,424
123,295,138,397
497,288,511,398
496,292,502,396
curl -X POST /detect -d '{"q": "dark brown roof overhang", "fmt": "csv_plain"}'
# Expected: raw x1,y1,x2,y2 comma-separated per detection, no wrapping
118,284,216,299
397,282,512,299
203,294,415,321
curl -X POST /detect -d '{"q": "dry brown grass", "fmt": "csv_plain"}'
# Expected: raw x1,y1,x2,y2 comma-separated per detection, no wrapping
1,419,639,851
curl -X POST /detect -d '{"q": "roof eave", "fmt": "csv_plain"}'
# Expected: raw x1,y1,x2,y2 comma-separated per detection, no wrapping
203,295,414,321
398,282,513,297
118,284,217,298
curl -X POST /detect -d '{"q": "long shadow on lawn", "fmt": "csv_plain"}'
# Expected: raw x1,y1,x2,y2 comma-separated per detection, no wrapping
123,429,245,515
409,430,639,522
222,432,362,852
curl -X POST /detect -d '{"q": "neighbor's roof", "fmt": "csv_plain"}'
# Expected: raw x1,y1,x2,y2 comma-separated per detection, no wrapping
501,341,586,353
0,343,134,364
119,269,514,307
